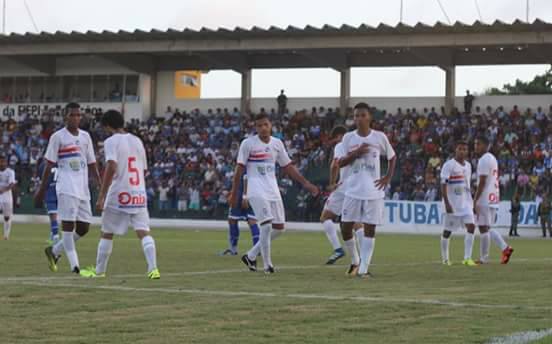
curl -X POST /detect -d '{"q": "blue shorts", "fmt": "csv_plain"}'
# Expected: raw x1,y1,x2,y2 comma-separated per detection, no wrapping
228,206,256,221
45,200,58,215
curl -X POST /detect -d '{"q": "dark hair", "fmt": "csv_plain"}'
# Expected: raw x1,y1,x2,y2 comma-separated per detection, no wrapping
254,113,270,122
65,102,80,111
455,140,468,147
475,135,489,145
354,102,371,111
330,125,347,138
101,110,125,129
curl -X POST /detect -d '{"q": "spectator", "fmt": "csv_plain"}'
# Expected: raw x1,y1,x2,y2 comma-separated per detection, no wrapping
538,195,551,238
177,184,189,212
509,194,521,237
158,182,170,211
464,90,475,114
277,89,287,115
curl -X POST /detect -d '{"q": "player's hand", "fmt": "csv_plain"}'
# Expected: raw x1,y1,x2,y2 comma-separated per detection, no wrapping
327,183,337,192
353,143,370,158
33,189,45,208
374,175,391,190
305,182,320,197
445,202,453,214
241,198,249,209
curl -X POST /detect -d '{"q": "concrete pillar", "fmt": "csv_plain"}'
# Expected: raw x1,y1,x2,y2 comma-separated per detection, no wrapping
240,69,252,115
339,68,351,116
138,73,154,121
150,72,157,118
444,65,456,115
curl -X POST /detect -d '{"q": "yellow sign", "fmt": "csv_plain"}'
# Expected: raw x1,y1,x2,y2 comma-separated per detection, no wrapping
174,71,201,99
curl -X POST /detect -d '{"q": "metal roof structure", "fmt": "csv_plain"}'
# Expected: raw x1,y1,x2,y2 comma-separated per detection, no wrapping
1,19,552,73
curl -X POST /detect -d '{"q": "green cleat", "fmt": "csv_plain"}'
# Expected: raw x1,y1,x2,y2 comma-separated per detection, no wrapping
44,246,59,272
148,268,161,280
79,266,105,278
462,259,479,267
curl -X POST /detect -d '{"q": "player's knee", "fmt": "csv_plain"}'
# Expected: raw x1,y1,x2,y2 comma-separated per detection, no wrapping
135,230,149,240
101,232,114,240
479,226,489,234
4,216,10,222
75,224,89,236
442,231,452,239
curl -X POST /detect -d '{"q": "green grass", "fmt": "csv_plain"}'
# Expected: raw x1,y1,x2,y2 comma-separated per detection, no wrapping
1,224,551,344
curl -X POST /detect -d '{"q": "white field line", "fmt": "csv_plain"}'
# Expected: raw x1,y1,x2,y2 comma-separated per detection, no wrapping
487,328,552,344
0,257,550,283
13,280,552,312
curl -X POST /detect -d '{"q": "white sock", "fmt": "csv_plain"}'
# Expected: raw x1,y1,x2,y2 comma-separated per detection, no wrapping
3,219,11,239
323,220,341,250
343,238,360,265
355,228,364,252
95,238,113,274
440,236,450,262
141,236,157,273
258,223,273,270
490,229,508,251
52,232,81,256
247,228,284,260
62,231,79,270
464,232,475,260
480,232,491,262
358,237,375,275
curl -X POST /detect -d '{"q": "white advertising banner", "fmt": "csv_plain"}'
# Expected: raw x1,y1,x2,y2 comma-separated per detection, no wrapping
0,102,142,121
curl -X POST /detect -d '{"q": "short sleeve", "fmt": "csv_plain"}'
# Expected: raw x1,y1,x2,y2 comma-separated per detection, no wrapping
44,133,59,163
276,140,292,167
85,134,97,164
236,140,249,166
380,133,396,160
141,141,148,171
9,170,16,184
477,156,489,176
104,138,117,163
333,143,345,160
440,162,450,185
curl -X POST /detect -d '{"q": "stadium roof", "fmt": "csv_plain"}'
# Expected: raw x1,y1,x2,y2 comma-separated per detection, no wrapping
1,19,552,73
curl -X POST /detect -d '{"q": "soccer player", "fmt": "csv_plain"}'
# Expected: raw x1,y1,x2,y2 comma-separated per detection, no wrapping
473,136,514,264
319,126,348,265
440,141,478,267
35,103,100,274
220,173,260,256
80,110,160,279
0,155,16,240
232,113,319,274
338,103,396,278
37,158,59,243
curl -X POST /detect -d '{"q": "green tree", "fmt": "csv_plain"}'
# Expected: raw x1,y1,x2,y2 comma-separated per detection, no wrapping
484,67,552,95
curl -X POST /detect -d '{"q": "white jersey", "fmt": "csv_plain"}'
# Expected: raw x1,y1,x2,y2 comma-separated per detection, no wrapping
44,127,96,201
333,142,349,195
441,158,473,216
104,133,148,214
0,168,16,203
237,135,292,201
340,130,396,200
476,152,500,208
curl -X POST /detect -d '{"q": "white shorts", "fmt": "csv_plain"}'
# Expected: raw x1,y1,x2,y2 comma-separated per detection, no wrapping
57,194,92,223
248,197,285,225
323,191,345,216
101,207,150,236
341,197,384,225
443,213,475,232
476,206,497,227
0,201,13,217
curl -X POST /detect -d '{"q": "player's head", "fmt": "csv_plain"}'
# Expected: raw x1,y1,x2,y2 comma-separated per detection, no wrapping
353,102,372,130
254,113,272,139
474,135,490,156
101,110,125,133
0,155,6,170
65,102,81,130
330,125,347,143
454,141,468,161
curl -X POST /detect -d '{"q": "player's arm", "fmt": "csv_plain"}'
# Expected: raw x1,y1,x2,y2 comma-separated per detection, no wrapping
34,160,54,206
241,175,249,209
88,163,101,185
282,164,319,196
96,160,117,212
473,175,487,211
328,158,340,191
338,143,370,168
229,164,245,209
441,183,453,213
375,155,397,190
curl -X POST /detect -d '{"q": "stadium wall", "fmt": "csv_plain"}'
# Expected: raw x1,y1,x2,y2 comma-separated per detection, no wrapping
13,201,544,237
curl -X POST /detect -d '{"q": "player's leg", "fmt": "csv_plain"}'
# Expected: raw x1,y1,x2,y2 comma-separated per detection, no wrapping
441,230,452,265
340,196,362,276
260,200,287,274
485,208,513,264
92,232,113,277
357,199,383,278
130,209,158,278
463,221,477,266
242,197,275,272
478,225,491,264
320,209,345,265
542,219,547,237
48,212,59,243
247,218,260,246
2,202,13,240
221,218,240,256
354,222,364,252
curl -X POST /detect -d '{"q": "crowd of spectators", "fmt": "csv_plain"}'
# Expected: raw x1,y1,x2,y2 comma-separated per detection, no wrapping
1,100,552,220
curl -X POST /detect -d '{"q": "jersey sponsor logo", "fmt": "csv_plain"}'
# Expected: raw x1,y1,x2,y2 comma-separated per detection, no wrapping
256,164,275,176
118,191,147,208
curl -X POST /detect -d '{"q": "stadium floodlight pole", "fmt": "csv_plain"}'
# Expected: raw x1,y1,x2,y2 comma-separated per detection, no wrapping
526,0,530,23
400,0,404,23
2,0,6,35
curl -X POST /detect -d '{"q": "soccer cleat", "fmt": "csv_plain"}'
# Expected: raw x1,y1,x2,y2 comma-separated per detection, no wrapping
501,246,514,264
357,271,374,279
44,246,60,272
475,259,488,265
325,248,346,265
346,264,359,276
218,248,238,256
462,259,479,267
148,268,161,279
442,260,453,266
79,266,102,278
264,266,275,275
241,254,257,272
72,266,81,274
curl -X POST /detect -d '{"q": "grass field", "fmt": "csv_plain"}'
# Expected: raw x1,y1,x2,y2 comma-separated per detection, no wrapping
1,224,551,344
